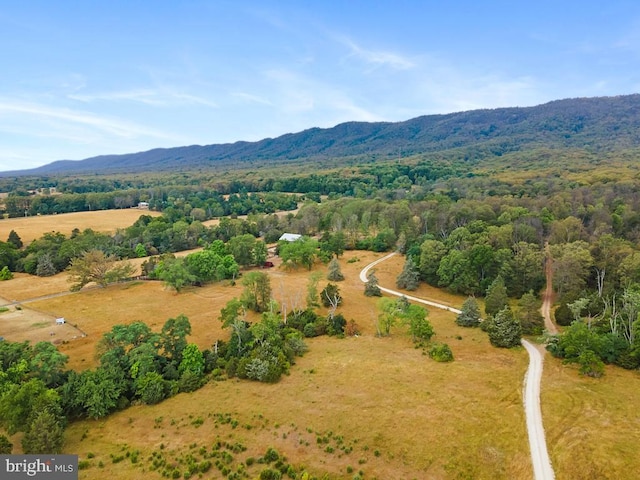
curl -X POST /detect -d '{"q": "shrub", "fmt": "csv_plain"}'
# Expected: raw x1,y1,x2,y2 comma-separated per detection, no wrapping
259,469,282,480
429,343,454,362
0,266,13,281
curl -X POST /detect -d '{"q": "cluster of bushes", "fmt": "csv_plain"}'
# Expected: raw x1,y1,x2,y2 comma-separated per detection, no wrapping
547,287,640,376
0,315,220,453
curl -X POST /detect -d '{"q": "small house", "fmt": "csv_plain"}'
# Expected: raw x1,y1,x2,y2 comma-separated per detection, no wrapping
138,202,149,209
56,318,65,325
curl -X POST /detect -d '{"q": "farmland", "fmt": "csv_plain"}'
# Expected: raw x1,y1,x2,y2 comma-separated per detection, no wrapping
0,208,161,245
0,209,639,478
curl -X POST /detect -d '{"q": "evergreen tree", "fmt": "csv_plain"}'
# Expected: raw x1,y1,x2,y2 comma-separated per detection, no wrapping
486,307,522,348
326,257,344,281
364,270,382,297
456,296,482,327
35,253,56,277
0,434,12,454
396,256,420,291
484,276,508,317
7,230,22,249
21,410,64,454
518,291,544,334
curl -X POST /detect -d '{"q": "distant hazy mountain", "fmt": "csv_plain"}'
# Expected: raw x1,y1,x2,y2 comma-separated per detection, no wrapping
4,94,640,176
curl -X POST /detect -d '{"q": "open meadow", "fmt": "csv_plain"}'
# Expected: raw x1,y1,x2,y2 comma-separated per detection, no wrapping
0,208,161,245
1,212,640,478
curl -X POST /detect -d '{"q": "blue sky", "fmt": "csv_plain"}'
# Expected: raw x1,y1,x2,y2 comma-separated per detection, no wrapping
1,1,639,172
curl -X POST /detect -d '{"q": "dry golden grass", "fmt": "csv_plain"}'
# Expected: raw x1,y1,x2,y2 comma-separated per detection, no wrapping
0,208,161,245
0,304,83,344
542,359,640,479
30,252,531,479
7,248,640,479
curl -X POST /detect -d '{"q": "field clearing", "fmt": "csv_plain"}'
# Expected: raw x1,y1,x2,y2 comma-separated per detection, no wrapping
0,304,84,344
11,249,640,478
0,208,161,245
49,252,532,479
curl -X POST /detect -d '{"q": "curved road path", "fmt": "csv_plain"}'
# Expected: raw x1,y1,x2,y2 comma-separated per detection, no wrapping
360,252,555,480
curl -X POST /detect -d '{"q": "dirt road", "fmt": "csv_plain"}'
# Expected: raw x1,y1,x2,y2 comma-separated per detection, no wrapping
360,252,555,480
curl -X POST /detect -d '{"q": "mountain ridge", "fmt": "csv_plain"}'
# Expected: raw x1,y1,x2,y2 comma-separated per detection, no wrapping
3,94,640,176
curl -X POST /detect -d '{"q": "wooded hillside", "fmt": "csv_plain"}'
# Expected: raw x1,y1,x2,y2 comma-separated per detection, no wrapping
3,94,640,176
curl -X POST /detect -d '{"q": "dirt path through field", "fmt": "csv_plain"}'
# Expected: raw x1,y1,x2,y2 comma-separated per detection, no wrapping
360,252,555,480
542,242,558,334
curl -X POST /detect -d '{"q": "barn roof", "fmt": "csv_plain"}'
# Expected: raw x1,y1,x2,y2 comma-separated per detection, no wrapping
279,233,302,242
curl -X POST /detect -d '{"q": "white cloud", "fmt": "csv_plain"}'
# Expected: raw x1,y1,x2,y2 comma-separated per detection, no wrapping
68,88,218,108
0,100,170,138
231,92,274,106
336,35,416,71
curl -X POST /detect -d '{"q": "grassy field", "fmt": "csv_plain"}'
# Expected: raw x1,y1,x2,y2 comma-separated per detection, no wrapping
2,209,640,478
0,208,161,245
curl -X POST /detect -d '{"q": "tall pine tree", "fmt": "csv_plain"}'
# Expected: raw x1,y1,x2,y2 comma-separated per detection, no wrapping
485,276,508,317
396,256,420,291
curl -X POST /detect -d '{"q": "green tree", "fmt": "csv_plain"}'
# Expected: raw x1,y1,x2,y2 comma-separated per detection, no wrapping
254,240,268,266
30,342,68,388
21,410,64,454
0,434,12,454
279,237,318,270
0,378,61,434
321,283,342,308
484,276,508,317
507,242,545,298
76,367,125,419
184,249,239,283
518,291,544,335
178,344,205,376
134,243,147,258
376,297,404,337
437,249,477,294
0,266,13,280
160,315,192,364
486,307,522,348
228,233,257,267
35,252,57,277
550,241,593,300
156,256,196,292
306,271,322,308
456,296,482,327
577,350,605,378
241,271,272,312
67,250,134,291
0,241,19,271
396,256,420,291
7,230,23,249
326,257,344,281
403,304,433,344
364,270,382,297
135,371,167,405
419,239,447,284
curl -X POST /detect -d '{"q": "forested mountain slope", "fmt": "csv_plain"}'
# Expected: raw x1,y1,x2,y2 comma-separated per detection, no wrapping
4,94,640,176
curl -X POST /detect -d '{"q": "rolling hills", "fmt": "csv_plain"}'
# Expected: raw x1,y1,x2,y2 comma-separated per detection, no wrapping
3,94,640,177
